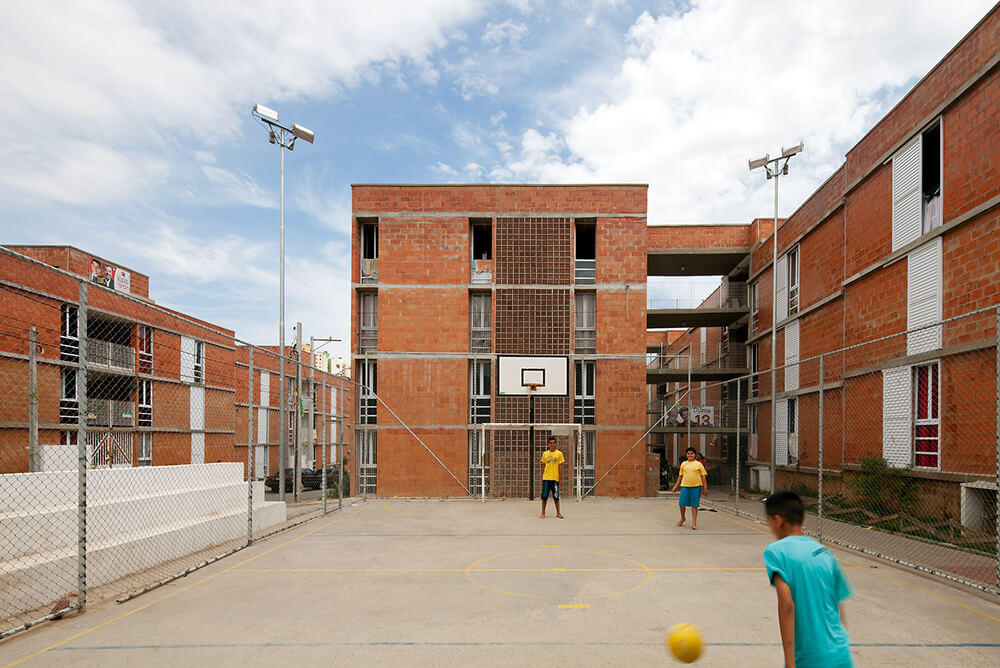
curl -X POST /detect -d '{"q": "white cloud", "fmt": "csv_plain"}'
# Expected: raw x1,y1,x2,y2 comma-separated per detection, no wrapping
482,20,529,51
201,166,276,208
495,0,996,223
0,0,487,206
431,162,460,177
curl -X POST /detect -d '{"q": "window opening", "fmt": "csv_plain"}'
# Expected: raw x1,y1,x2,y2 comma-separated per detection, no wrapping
472,222,492,260
913,362,940,469
138,325,153,375
575,292,596,353
359,360,377,424
470,293,491,353
574,360,596,424
922,123,942,234
360,293,378,353
787,247,799,316
470,360,491,423
138,379,153,427
575,221,596,284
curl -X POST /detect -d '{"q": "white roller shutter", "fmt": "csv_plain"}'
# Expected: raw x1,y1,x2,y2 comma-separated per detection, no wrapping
882,366,912,468
257,372,270,443
775,254,788,322
784,320,800,391
775,399,789,466
907,238,942,355
191,432,205,465
189,385,205,430
892,135,922,251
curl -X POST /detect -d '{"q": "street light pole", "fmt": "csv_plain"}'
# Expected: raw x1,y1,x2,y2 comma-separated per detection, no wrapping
748,142,803,493
251,103,315,503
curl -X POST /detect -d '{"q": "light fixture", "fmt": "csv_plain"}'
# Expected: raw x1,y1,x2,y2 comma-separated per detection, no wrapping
781,142,804,158
253,103,279,122
748,155,770,171
292,123,315,144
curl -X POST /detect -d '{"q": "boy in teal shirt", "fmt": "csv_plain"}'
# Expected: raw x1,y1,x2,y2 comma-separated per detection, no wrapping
763,491,854,668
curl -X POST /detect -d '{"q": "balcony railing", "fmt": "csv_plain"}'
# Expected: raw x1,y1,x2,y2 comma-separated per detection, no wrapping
359,330,377,353
574,259,596,285
575,329,596,354
649,345,747,370
87,399,135,428
361,258,378,284
471,329,491,353
89,339,135,373
471,259,493,285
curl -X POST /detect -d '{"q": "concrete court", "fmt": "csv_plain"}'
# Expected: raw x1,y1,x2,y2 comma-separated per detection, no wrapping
2,498,1000,668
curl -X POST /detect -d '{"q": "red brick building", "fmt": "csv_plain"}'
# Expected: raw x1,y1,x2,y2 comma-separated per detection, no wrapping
648,8,1000,519
0,245,349,481
350,185,648,497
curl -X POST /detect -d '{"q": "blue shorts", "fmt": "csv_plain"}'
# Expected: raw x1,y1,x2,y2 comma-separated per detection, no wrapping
541,480,559,501
679,486,701,508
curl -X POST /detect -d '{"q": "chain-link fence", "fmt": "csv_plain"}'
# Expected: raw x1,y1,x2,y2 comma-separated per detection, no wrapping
0,275,352,639
692,306,999,596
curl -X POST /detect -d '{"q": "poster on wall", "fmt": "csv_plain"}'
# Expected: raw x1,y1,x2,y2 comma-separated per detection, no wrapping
89,258,130,293
666,405,715,427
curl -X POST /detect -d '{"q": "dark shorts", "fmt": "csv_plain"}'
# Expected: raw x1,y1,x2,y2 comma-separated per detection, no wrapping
679,485,701,508
541,480,559,501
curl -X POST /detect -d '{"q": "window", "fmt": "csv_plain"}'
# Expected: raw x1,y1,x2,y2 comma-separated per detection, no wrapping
750,281,759,333
472,221,492,260
921,123,942,234
357,430,377,494
575,292,596,353
180,337,204,383
574,360,595,424
60,368,78,423
360,219,379,284
699,328,707,365
470,293,491,353
787,397,798,464
61,304,79,363
359,360,377,424
787,246,799,316
138,433,153,466
750,343,759,398
470,360,491,423
913,362,939,469
575,221,596,284
360,292,378,353
61,431,78,446
138,325,153,375
138,379,152,427
892,121,942,250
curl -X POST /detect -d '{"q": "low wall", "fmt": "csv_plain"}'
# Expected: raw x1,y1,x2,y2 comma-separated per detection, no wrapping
0,463,285,603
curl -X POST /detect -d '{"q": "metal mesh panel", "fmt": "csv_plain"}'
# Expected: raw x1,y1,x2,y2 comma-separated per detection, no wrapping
0,266,352,639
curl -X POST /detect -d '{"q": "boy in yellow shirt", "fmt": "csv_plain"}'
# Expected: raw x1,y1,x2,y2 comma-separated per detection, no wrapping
670,447,708,529
540,437,565,519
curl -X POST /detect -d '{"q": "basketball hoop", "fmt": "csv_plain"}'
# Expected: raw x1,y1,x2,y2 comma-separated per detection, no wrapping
524,383,542,393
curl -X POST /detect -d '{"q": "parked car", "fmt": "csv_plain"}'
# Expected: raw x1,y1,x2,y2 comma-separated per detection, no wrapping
265,468,322,492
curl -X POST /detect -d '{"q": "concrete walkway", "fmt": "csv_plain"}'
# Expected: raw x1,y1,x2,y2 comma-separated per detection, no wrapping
1,497,1000,667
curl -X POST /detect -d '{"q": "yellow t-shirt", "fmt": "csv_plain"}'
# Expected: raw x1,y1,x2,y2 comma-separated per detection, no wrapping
679,460,707,487
541,449,565,481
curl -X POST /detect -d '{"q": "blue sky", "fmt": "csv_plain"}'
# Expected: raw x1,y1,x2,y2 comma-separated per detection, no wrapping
0,0,994,365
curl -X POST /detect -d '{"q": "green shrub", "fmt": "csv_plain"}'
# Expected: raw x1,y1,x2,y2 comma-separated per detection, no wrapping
847,456,917,515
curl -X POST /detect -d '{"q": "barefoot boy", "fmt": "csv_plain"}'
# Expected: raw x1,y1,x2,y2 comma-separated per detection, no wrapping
764,491,854,668
539,437,564,519
670,447,707,529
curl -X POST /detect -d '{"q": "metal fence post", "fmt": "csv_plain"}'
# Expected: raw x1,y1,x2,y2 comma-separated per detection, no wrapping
321,372,328,516
818,353,824,541
28,327,39,472
247,345,255,545
995,306,999,594
736,376,741,516
337,374,344,510
76,282,88,609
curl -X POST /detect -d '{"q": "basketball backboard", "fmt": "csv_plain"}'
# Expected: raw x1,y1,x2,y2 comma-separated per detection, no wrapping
497,355,568,396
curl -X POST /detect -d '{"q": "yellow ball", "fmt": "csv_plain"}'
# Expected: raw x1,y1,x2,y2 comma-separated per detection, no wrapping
666,622,702,663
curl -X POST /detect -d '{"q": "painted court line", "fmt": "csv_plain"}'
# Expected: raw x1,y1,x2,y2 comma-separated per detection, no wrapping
49,641,1000,651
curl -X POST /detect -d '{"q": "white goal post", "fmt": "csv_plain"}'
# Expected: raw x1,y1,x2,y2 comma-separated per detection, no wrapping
477,422,583,502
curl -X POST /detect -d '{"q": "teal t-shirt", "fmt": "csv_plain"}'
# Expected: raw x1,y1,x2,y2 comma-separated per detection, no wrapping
763,536,853,668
